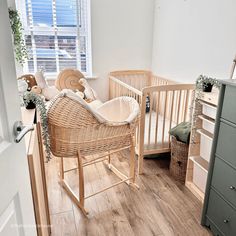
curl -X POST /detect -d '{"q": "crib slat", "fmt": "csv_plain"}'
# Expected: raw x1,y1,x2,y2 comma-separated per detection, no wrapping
148,93,153,145
139,75,142,91
113,80,115,98
118,83,120,97
177,90,182,124
161,91,168,145
138,92,147,174
168,91,175,145
113,80,115,97
154,91,160,144
184,90,189,121
109,79,112,99
135,75,138,90
182,90,185,122
115,82,118,98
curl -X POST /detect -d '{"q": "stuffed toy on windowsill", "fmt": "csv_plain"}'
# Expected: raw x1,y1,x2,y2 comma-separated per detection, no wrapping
35,70,60,101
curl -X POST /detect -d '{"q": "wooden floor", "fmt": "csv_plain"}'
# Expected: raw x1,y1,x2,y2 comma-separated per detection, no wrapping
46,152,212,236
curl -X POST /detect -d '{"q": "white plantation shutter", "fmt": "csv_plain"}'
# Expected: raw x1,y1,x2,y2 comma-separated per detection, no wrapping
16,0,92,75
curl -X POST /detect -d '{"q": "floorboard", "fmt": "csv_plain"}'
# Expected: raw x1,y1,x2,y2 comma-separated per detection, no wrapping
46,153,212,236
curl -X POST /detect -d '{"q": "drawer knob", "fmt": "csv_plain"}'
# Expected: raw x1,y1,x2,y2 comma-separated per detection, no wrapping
223,219,229,224
229,186,236,190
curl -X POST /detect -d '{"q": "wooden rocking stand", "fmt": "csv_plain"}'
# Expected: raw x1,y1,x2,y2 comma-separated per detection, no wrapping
59,139,138,215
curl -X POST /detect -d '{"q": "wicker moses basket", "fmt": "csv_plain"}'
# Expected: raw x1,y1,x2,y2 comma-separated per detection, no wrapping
47,90,140,214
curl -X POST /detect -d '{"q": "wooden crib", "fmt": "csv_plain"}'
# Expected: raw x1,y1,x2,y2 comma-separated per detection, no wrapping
109,70,195,174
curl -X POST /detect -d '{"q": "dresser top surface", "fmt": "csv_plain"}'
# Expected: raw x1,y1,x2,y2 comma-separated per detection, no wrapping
219,79,236,86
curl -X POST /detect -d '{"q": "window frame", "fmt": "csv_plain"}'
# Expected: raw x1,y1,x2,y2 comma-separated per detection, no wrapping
16,0,92,77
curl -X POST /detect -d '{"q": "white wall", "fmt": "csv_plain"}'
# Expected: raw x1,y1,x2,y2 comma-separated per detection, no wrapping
89,0,154,101
152,0,236,83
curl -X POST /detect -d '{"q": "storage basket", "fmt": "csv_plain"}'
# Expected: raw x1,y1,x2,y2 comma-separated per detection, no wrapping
169,136,189,182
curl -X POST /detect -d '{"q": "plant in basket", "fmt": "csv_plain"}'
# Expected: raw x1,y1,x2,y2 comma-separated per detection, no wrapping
196,75,220,93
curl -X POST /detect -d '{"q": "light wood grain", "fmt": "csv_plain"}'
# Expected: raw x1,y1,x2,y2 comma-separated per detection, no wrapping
46,152,212,236
22,109,51,236
109,70,194,174
55,68,85,91
186,90,219,202
28,130,50,236
50,211,77,236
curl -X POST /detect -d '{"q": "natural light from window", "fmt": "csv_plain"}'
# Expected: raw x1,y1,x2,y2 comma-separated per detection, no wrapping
16,0,92,76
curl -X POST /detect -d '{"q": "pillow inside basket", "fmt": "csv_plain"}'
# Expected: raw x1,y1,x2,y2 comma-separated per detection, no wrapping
169,122,191,144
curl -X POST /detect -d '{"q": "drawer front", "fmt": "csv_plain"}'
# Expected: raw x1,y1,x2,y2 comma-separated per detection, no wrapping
222,85,236,123
202,119,215,134
216,122,236,169
202,103,217,120
193,158,208,193
207,189,236,236
201,92,218,106
200,134,212,162
212,157,236,208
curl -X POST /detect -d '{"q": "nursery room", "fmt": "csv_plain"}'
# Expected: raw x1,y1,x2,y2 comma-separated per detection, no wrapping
0,0,236,235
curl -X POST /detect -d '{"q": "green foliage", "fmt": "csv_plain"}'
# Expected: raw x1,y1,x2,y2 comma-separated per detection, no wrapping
8,8,28,65
196,75,220,90
195,75,221,103
23,92,51,162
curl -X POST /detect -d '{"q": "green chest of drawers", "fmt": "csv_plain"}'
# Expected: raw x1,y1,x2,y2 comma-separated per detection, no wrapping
202,81,236,236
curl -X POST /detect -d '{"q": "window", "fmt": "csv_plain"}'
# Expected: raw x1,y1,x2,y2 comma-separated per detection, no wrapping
16,0,92,76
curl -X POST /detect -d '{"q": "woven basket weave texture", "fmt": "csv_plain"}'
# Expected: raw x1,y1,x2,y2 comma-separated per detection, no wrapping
170,136,189,182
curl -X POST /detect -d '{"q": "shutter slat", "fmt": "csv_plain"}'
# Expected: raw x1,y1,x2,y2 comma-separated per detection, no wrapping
17,0,91,75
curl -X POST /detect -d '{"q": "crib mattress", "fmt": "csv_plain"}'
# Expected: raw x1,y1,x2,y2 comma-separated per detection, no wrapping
143,112,176,150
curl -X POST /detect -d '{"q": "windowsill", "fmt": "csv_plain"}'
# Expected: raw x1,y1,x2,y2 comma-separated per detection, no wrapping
84,75,98,80
45,74,98,81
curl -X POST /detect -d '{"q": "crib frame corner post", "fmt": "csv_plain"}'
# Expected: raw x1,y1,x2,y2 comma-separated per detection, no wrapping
138,91,147,175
